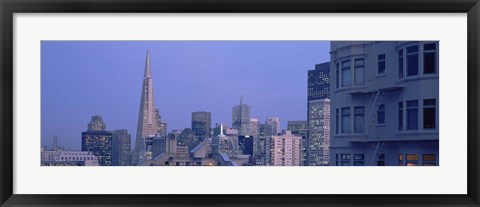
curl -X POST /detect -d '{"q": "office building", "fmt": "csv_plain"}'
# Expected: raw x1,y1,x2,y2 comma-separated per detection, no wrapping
265,117,281,136
81,115,112,166
238,135,254,156
232,97,251,136
133,50,165,165
287,121,308,166
307,62,331,166
112,129,131,166
88,115,106,131
192,111,212,141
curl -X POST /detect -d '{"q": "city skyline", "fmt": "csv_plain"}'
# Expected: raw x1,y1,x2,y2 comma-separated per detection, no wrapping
41,41,330,150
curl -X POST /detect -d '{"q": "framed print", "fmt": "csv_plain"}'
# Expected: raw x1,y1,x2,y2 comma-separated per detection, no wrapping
1,0,479,206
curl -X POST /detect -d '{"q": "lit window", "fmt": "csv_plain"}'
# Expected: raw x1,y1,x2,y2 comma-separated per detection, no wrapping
406,154,419,166
406,45,419,76
406,100,419,130
422,154,437,166
398,154,404,166
354,106,365,133
341,60,351,87
377,104,385,124
423,43,436,74
378,54,386,74
354,58,365,85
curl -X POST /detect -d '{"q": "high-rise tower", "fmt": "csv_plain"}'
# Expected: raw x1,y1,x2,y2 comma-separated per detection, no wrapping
132,50,163,165
232,97,251,136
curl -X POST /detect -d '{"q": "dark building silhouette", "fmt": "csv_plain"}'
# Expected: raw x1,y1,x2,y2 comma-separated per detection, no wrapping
238,135,254,156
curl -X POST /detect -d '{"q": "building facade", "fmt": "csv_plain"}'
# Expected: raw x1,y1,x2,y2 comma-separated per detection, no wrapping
192,111,212,141
81,117,113,166
88,115,107,131
329,41,439,166
270,131,302,166
287,121,309,166
112,129,131,166
265,117,281,136
232,97,251,136
41,148,99,166
133,50,165,165
307,99,331,166
307,62,331,166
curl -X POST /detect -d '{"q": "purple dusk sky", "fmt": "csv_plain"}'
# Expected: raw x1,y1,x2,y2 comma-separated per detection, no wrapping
41,41,330,150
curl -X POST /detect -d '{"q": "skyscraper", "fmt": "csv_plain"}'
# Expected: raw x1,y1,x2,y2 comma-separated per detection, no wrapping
192,111,212,141
88,115,106,131
112,129,131,166
307,62,331,166
81,115,112,166
249,118,260,137
232,97,251,136
265,117,281,136
307,99,331,166
133,50,164,165
287,121,308,166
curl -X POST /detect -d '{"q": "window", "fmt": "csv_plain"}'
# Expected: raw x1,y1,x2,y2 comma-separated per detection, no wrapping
406,100,419,130
422,154,436,166
398,49,404,79
335,109,339,134
406,45,419,76
398,102,403,131
377,104,385,124
336,63,340,89
341,60,351,87
423,43,436,74
341,154,350,166
406,154,419,166
341,107,351,133
398,154,404,166
354,154,364,166
354,106,365,133
378,54,386,74
423,99,436,129
354,58,365,85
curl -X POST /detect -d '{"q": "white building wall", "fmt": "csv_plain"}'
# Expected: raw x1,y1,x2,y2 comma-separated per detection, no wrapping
271,131,302,166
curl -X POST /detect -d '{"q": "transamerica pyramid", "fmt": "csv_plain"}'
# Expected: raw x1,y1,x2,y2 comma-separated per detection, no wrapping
132,50,162,165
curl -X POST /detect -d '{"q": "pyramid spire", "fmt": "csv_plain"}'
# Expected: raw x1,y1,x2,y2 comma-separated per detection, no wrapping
132,50,161,165
144,49,152,78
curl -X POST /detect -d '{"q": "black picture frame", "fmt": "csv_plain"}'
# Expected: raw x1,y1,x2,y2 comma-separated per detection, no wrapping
1,0,479,206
